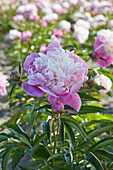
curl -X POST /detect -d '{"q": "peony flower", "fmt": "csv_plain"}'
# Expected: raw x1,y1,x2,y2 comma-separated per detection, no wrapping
17,4,37,17
75,19,90,30
43,13,58,23
12,15,24,23
39,19,47,27
5,29,21,40
22,41,88,112
94,74,112,94
0,72,9,96
20,31,32,42
29,12,39,21
108,20,113,29
58,20,71,33
53,30,63,38
52,4,63,14
94,29,113,67
73,25,89,44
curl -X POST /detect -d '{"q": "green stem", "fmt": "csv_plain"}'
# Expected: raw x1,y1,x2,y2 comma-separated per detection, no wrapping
52,113,57,155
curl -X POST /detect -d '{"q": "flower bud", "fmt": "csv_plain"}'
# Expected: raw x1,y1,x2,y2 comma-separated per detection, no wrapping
87,79,95,87
53,102,64,112
10,71,20,82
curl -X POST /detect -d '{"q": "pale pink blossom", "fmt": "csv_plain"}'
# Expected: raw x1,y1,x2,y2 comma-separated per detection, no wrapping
29,12,39,21
43,13,58,23
12,15,24,23
108,20,113,29
6,29,21,40
94,29,113,67
52,4,63,14
22,41,88,112
0,72,9,96
17,4,37,18
58,20,71,33
53,30,63,38
94,74,112,94
73,25,89,44
75,19,90,30
20,31,32,41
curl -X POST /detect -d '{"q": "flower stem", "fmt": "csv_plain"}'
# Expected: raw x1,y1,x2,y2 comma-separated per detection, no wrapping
52,113,57,155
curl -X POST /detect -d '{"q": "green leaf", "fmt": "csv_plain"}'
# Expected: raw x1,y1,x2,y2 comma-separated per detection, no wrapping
29,104,38,129
30,160,43,168
0,133,19,142
46,119,53,144
33,133,47,146
2,146,15,170
60,116,88,139
88,137,113,151
29,144,51,160
4,124,30,142
10,83,18,99
59,119,65,145
86,152,104,170
18,165,32,170
94,149,113,161
78,92,99,101
64,122,75,149
12,147,25,169
48,154,64,161
88,125,113,139
79,106,105,114
19,63,21,74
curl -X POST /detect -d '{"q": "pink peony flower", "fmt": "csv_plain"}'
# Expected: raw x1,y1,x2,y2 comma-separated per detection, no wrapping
39,19,47,27
29,13,39,21
0,72,9,96
58,20,71,33
94,74,112,94
94,29,113,67
40,44,46,52
20,31,32,41
53,30,63,38
22,41,88,112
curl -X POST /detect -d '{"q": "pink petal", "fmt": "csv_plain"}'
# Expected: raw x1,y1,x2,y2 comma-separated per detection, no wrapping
42,41,61,54
97,58,111,67
22,82,46,97
24,53,39,72
48,95,57,104
70,80,83,94
38,86,58,97
59,92,81,112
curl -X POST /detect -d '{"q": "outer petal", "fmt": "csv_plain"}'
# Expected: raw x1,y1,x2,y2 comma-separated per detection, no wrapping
59,92,81,112
24,53,39,72
38,86,58,97
97,58,111,67
42,41,61,54
22,82,46,97
48,95,57,104
70,80,83,94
